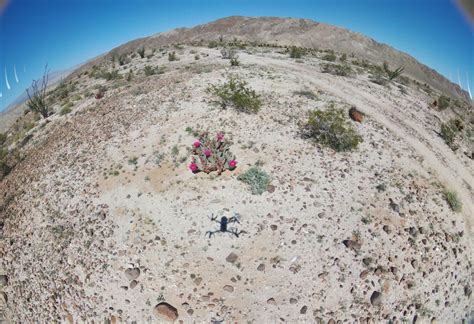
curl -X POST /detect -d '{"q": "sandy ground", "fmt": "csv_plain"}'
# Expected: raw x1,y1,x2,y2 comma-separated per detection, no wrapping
0,46,472,323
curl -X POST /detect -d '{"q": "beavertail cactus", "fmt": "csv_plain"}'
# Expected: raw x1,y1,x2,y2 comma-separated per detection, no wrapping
189,131,237,175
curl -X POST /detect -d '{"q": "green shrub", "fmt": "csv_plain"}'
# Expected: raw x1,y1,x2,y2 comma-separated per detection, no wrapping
168,52,177,61
221,47,237,59
289,46,304,59
383,62,404,82
0,133,6,146
305,105,363,151
60,106,72,116
438,95,451,110
321,63,352,76
294,90,317,100
321,53,337,62
144,65,155,76
138,47,145,59
440,118,463,149
443,189,462,212
208,40,219,48
238,166,271,195
102,70,121,81
230,58,240,66
207,77,262,113
118,54,130,66
340,53,347,62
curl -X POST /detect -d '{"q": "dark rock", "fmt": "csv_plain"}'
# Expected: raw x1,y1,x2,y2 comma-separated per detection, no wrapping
343,239,361,252
226,252,238,263
125,268,140,281
300,305,307,314
370,291,382,306
153,302,179,322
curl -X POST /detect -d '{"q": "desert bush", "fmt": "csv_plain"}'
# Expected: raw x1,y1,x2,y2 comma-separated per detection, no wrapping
440,118,464,149
321,63,352,76
294,90,317,100
305,105,363,151
144,65,156,76
230,58,240,66
26,65,49,118
221,47,237,59
438,95,451,110
188,131,237,175
126,69,133,81
118,54,130,66
138,47,145,59
340,53,347,62
207,77,262,113
443,189,462,212
289,46,304,59
0,133,6,146
383,62,404,82
60,106,72,115
321,53,337,62
237,166,271,195
102,69,121,81
168,52,177,61
208,40,219,48
194,54,200,60
95,85,107,99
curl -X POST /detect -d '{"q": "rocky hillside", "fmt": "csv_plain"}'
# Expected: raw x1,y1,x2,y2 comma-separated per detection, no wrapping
0,20,473,323
77,16,470,102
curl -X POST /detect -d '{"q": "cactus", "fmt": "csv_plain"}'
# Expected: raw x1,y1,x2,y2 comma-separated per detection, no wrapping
189,131,237,175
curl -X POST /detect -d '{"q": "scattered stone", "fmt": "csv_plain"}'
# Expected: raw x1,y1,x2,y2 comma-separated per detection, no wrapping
226,252,238,263
411,259,418,269
343,239,361,252
267,298,276,305
370,291,382,306
257,263,265,271
223,285,234,292
300,305,307,314
362,257,373,266
360,270,369,279
125,267,140,281
153,302,179,322
130,280,138,289
289,298,297,304
389,198,400,213
382,225,391,234
270,225,278,231
349,107,364,122
267,184,276,193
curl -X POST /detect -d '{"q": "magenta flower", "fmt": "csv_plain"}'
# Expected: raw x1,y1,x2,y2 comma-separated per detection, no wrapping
189,162,198,172
228,160,237,169
216,132,224,142
205,149,212,157
193,141,201,148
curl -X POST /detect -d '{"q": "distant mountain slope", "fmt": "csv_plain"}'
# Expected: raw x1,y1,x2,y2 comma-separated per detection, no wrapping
86,16,469,101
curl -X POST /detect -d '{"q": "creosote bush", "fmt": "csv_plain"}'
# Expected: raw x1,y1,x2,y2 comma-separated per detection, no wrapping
237,166,271,195
321,63,352,76
440,118,464,150
138,47,145,59
289,46,304,59
168,52,177,61
221,47,238,59
230,58,240,66
443,189,462,212
207,77,262,113
321,53,337,62
438,95,450,110
188,131,237,175
305,105,363,152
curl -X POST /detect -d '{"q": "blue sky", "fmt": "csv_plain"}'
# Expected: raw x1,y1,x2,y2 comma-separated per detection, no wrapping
0,0,473,111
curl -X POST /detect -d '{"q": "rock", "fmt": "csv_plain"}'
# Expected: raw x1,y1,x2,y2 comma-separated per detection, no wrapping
300,305,307,314
360,270,369,279
270,225,278,231
193,277,202,286
267,184,276,193
411,259,418,268
362,257,373,266
349,107,364,122
130,280,138,289
223,285,234,292
226,252,238,263
257,263,265,271
0,275,7,287
125,267,140,281
389,198,400,213
382,225,391,234
267,298,276,305
290,298,297,304
343,239,361,252
153,302,179,322
370,291,382,306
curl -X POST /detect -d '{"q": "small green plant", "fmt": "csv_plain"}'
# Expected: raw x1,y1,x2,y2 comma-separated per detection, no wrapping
340,53,347,62
138,47,145,59
0,133,6,146
60,106,72,115
168,52,177,61
321,63,352,76
207,76,262,113
237,166,271,195
230,57,240,66
440,118,464,150
188,131,237,175
437,95,450,110
208,40,219,48
443,189,462,212
321,53,337,62
221,47,237,59
144,65,156,76
171,145,179,156
294,90,317,100
289,46,304,59
126,69,133,81
305,105,363,152
118,54,130,66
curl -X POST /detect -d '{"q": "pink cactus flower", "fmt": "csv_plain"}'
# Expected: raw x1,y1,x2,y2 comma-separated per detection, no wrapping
205,149,212,157
216,132,224,142
189,162,198,172
193,141,201,148
228,160,237,169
